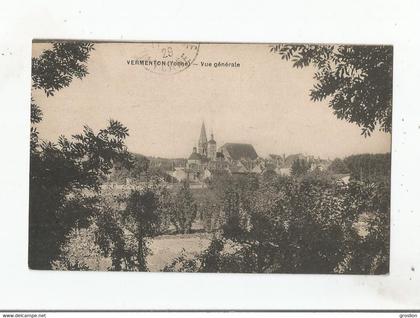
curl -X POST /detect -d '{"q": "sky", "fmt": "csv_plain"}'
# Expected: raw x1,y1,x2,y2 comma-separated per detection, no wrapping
32,42,391,159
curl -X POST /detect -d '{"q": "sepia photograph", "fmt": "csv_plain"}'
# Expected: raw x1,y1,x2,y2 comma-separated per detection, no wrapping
29,41,392,274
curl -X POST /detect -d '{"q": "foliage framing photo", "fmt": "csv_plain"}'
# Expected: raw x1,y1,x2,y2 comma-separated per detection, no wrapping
29,42,133,269
270,44,393,136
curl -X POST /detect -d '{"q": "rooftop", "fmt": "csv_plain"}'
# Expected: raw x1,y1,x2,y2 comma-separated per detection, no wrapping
220,143,258,161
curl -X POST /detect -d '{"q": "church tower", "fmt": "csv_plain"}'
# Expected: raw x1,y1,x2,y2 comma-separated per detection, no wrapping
208,132,217,160
197,122,208,157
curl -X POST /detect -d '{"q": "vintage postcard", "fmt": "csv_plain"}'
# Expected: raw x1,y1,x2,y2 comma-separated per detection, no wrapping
29,41,392,273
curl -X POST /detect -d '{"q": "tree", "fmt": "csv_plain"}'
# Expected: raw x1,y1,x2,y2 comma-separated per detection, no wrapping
107,153,150,184
169,181,197,234
344,153,391,182
221,188,243,237
131,153,150,178
195,189,220,233
52,224,105,271
121,190,161,271
32,41,94,97
93,201,128,271
29,120,132,269
339,179,390,274
30,41,95,154
328,158,350,174
29,41,133,269
90,180,170,271
271,44,393,136
290,158,311,177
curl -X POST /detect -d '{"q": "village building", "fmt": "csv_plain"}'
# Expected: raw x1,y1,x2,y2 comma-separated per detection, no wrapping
187,147,203,168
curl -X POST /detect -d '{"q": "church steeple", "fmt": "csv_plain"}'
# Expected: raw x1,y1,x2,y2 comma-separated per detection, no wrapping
198,121,208,157
208,129,217,161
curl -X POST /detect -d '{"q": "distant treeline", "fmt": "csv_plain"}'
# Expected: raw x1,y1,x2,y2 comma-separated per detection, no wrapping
329,153,391,182
108,153,149,183
109,153,186,184
148,157,187,170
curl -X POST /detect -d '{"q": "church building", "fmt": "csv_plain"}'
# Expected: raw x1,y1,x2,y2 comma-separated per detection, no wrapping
186,122,259,178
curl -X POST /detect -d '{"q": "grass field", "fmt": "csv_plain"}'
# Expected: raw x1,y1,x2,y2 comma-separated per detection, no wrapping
147,232,212,271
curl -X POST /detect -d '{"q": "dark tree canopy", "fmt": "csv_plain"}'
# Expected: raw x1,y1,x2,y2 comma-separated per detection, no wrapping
123,190,161,271
344,153,391,182
29,119,132,269
30,41,95,152
32,41,94,97
270,44,393,136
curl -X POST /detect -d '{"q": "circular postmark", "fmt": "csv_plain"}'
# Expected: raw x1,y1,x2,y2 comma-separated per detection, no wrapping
132,43,200,75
